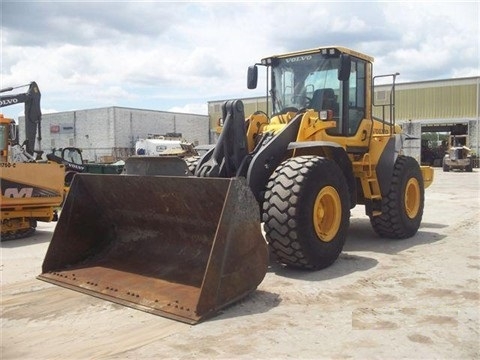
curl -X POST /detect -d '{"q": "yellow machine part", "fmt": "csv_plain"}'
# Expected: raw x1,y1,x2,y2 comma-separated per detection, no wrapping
0,115,9,163
38,174,268,324
1,162,65,237
420,166,434,189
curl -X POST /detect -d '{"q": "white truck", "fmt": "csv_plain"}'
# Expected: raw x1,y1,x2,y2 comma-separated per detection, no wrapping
135,136,184,156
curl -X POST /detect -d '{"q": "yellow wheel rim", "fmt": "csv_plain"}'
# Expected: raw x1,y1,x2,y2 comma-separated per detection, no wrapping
405,178,421,219
313,186,342,242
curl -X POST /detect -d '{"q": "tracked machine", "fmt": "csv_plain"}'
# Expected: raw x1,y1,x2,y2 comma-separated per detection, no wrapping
39,46,434,323
1,82,66,240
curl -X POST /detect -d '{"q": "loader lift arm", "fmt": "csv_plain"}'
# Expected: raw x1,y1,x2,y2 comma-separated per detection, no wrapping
195,99,306,204
195,100,249,178
0,82,42,156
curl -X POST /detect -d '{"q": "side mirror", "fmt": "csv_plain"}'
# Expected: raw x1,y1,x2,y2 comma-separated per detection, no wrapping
338,54,351,81
247,65,258,89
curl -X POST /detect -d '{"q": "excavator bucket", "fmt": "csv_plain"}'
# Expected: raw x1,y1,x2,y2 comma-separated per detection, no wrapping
38,173,268,324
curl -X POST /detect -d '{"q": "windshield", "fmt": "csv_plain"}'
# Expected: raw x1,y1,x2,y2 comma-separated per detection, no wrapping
64,148,83,164
271,53,341,115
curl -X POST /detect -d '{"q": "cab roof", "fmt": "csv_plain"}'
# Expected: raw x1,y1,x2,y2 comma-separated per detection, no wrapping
262,46,374,63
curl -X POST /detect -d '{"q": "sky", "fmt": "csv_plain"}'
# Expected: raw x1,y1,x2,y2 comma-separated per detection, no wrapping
1,1,479,121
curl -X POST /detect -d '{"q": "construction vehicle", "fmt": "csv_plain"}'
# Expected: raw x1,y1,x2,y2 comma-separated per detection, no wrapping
443,134,473,172
46,147,124,185
38,46,434,324
135,133,186,156
1,82,66,240
127,142,214,175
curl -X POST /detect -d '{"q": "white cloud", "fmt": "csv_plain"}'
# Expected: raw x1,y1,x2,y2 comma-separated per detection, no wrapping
168,103,208,116
1,1,478,121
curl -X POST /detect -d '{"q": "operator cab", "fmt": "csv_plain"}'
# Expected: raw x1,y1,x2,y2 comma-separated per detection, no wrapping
248,47,372,137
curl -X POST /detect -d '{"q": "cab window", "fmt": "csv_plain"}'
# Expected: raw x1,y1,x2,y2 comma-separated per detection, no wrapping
348,59,366,135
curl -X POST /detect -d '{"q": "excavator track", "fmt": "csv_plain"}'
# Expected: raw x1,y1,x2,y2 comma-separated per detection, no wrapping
1,219,37,241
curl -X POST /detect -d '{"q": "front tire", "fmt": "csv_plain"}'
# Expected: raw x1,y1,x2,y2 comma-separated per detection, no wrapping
370,155,424,239
262,156,350,270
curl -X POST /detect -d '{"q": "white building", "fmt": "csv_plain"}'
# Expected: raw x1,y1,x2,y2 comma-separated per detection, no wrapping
19,106,209,163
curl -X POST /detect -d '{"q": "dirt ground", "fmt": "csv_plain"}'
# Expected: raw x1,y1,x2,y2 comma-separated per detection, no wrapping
1,168,479,360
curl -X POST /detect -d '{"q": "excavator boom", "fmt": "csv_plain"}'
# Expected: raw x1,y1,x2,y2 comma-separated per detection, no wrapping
1,83,65,240
0,82,42,156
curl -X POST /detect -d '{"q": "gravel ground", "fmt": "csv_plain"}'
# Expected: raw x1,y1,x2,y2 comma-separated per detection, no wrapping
1,168,479,360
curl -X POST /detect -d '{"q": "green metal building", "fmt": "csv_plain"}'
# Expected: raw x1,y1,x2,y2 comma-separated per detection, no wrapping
208,76,479,163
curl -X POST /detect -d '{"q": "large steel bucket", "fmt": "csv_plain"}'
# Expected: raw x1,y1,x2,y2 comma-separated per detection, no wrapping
38,173,268,324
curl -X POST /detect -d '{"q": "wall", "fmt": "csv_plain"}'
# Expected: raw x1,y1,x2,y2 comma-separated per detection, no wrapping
18,107,209,162
398,120,422,162
113,107,208,147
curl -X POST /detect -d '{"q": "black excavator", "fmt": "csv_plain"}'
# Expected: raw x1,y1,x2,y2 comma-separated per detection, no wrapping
0,82,95,185
0,81,43,159
0,82,66,240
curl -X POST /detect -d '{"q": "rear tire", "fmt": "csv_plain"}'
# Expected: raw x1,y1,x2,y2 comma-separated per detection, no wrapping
262,156,350,270
370,155,424,239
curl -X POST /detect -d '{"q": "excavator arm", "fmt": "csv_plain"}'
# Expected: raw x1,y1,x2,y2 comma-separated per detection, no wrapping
0,82,42,156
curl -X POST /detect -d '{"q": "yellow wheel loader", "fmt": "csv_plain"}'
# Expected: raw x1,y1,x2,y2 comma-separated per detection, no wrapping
38,46,434,324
